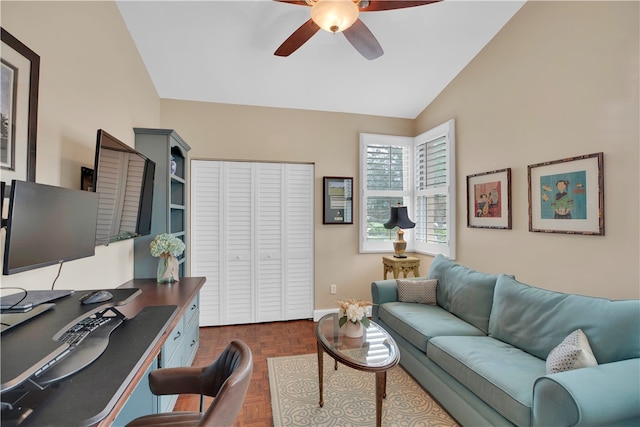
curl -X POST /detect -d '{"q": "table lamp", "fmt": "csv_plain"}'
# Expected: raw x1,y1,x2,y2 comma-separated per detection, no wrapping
383,205,416,258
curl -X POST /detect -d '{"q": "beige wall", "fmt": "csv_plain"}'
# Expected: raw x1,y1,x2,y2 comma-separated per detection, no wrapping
1,1,637,308
159,101,413,309
1,1,160,291
416,1,639,299
163,0,639,308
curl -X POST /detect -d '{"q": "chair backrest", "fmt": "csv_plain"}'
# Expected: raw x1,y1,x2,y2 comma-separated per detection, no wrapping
199,339,253,426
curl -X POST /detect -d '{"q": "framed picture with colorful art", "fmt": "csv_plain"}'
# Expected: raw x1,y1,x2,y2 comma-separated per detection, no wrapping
528,152,604,235
467,168,512,229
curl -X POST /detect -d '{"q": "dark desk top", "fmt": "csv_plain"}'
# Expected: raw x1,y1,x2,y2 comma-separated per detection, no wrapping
0,277,205,427
1,288,141,393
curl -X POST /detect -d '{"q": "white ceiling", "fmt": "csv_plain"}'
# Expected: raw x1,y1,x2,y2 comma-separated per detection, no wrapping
117,0,526,119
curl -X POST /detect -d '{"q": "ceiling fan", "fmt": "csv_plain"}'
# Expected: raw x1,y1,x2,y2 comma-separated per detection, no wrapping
274,0,442,60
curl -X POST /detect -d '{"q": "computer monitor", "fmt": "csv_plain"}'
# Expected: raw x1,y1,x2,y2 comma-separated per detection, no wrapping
3,180,99,275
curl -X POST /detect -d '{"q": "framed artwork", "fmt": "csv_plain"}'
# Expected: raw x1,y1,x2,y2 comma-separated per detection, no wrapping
467,168,512,229
528,152,604,235
323,176,353,224
1,28,40,196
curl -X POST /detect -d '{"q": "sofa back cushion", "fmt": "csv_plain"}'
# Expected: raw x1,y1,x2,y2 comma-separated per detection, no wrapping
427,254,499,334
489,274,640,363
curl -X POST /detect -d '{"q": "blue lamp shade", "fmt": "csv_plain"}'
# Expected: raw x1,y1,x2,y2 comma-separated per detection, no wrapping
384,206,415,258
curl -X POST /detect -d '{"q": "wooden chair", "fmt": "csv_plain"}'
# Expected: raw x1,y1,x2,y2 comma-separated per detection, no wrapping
126,339,253,427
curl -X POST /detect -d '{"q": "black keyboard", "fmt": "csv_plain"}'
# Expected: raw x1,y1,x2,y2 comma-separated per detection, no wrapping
57,315,113,346
32,310,124,387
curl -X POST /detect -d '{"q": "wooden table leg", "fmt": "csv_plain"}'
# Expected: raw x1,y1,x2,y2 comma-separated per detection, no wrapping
375,371,387,427
382,370,387,398
317,342,324,407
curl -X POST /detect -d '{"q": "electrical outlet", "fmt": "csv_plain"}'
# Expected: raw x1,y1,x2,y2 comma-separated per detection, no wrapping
330,284,337,294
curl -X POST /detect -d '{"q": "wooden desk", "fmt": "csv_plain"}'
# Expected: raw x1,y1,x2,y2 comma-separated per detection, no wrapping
382,256,421,279
100,277,205,426
0,277,204,427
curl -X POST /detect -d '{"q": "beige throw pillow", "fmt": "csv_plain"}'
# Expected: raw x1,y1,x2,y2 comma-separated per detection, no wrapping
546,329,598,374
397,279,437,305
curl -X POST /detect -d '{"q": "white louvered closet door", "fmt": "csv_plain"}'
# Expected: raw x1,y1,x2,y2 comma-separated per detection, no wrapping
191,160,314,326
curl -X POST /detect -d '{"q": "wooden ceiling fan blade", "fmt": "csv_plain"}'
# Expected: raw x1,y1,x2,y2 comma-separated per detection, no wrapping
343,19,383,60
275,19,321,57
272,0,310,6
362,0,442,12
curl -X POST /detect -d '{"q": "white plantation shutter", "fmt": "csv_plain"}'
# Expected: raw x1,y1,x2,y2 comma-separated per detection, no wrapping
256,163,284,323
414,120,455,258
359,134,413,253
284,164,314,319
359,119,455,258
191,160,314,326
224,163,253,325
190,160,222,326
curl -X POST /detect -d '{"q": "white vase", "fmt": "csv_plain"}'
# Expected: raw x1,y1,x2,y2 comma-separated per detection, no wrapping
157,254,179,283
344,321,363,338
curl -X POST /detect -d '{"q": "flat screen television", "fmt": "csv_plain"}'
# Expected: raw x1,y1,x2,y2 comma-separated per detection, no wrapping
92,129,155,245
3,180,99,275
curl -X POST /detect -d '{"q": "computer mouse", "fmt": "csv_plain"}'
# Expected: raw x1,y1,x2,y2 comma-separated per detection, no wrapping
79,290,113,305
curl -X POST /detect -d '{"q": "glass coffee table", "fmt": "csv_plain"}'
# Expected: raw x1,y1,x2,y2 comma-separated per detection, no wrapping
315,313,400,427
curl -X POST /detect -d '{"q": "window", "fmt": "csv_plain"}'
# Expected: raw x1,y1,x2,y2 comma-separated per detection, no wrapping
413,120,456,258
359,120,455,258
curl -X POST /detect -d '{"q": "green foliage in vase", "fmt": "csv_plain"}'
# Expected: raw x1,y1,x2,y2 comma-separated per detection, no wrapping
150,233,185,257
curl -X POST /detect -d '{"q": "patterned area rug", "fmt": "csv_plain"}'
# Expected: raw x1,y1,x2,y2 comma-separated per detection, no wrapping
268,353,459,427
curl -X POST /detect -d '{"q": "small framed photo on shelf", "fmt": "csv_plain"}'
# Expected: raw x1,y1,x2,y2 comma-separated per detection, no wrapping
528,152,604,235
467,168,512,229
323,176,353,224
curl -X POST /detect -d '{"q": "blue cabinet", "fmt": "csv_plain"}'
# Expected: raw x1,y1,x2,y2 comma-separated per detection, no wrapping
157,293,200,413
133,128,191,279
112,360,158,426
112,294,200,426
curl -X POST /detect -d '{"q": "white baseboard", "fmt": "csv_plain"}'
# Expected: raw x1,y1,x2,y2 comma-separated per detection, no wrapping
313,308,338,321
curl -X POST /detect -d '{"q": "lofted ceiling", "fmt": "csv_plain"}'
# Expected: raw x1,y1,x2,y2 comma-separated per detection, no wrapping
117,0,526,119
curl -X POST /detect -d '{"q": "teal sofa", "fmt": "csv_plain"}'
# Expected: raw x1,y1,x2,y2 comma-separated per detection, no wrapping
371,255,640,426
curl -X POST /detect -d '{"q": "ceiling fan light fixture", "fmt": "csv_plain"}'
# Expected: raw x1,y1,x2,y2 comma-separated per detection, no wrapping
310,0,359,33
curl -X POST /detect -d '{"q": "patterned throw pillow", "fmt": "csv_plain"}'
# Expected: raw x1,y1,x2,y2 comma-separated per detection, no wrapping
546,329,598,374
396,279,438,305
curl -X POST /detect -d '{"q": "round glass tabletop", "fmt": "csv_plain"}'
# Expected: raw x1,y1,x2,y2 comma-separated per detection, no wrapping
315,313,399,371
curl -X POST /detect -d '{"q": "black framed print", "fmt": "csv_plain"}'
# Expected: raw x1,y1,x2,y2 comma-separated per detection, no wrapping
323,176,353,224
1,28,40,196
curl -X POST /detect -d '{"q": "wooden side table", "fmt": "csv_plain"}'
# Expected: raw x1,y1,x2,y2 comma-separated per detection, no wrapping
382,256,421,279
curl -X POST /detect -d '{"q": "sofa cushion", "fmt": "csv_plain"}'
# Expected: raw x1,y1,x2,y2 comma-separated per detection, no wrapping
397,279,437,304
546,329,598,374
489,274,640,363
427,254,500,334
378,302,485,352
428,336,546,427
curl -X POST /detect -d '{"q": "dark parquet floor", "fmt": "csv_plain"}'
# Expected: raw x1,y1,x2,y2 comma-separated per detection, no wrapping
173,320,318,427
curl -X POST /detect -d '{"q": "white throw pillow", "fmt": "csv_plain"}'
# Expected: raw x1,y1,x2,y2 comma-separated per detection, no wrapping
396,279,437,305
546,329,598,374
